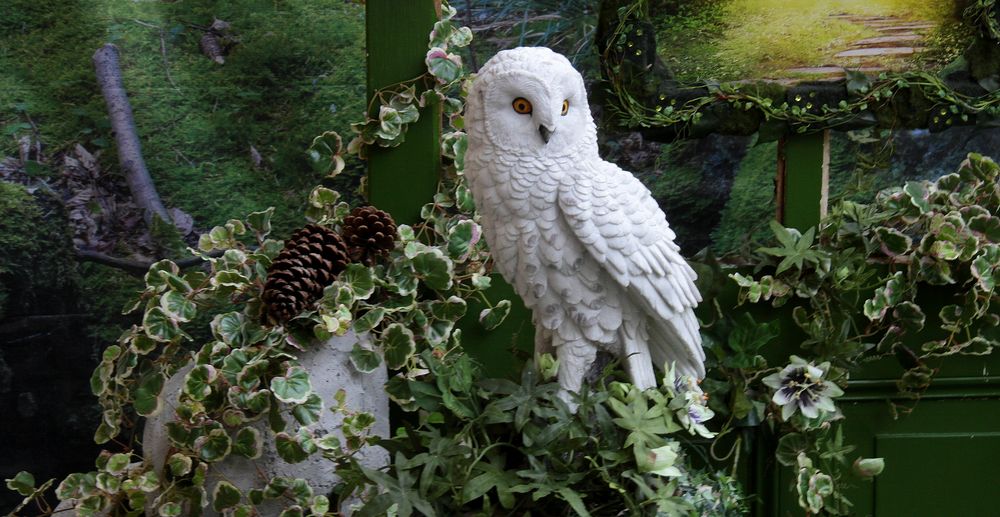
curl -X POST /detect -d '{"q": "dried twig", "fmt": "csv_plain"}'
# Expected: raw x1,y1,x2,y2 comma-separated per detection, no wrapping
75,248,223,276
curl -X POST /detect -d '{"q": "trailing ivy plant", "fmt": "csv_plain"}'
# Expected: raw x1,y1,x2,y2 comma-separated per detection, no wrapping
703,152,1000,515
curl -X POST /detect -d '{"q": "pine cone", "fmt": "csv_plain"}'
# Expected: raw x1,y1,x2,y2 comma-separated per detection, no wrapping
341,206,397,266
262,224,349,324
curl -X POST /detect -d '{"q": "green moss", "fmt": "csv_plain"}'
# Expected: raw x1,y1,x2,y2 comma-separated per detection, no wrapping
0,183,78,318
711,141,777,254
650,142,716,246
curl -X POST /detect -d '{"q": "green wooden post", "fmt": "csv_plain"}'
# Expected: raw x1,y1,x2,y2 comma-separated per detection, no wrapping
365,0,533,378
365,0,441,225
776,131,830,232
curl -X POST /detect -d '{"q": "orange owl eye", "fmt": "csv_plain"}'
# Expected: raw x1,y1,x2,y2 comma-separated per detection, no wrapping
512,97,533,114
561,100,570,116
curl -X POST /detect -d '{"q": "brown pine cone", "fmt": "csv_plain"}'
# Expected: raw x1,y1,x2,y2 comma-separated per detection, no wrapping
341,206,397,266
262,224,349,324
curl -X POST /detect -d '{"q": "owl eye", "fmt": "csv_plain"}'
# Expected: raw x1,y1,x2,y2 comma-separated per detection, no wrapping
561,100,570,116
512,97,533,114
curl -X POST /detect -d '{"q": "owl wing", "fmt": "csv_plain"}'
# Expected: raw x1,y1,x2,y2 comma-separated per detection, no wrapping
557,159,705,379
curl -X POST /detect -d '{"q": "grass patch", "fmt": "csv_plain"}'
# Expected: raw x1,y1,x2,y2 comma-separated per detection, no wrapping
655,0,961,82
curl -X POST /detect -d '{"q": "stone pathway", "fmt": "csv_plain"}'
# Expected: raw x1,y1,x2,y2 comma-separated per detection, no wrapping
782,13,936,80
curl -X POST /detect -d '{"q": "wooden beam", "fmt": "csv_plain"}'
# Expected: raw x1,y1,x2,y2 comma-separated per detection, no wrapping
776,131,830,231
365,0,442,225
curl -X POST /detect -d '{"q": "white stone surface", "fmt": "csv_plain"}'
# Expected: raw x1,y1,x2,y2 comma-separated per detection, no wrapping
142,331,388,515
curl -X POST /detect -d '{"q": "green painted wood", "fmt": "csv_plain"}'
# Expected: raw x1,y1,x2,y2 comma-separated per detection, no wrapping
458,275,535,379
774,399,1000,516
365,0,441,225
780,131,829,232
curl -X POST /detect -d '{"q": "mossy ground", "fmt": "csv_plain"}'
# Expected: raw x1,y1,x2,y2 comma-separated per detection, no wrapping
654,0,961,82
1,0,367,339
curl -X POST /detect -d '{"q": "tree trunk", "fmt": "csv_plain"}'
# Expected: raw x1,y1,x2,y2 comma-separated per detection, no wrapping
92,43,173,227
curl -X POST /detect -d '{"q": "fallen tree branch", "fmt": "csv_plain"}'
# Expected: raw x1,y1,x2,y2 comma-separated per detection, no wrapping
93,43,173,227
76,248,223,276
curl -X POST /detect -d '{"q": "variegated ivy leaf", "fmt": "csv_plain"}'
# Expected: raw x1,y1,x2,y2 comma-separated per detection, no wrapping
167,453,192,477
134,372,165,417
144,259,179,292
195,428,231,463
183,365,218,401
863,272,905,321
410,248,454,290
232,427,263,459
291,393,324,426
874,227,911,258
212,480,242,512
430,296,467,322
246,207,275,238
341,264,376,300
426,47,463,84
479,300,512,331
447,219,480,261
159,291,196,323
349,342,382,373
382,323,416,369
353,307,386,333
143,307,181,342
902,181,931,214
271,365,312,404
275,432,310,463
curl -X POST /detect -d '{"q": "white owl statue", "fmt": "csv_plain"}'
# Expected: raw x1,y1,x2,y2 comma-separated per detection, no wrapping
464,47,705,403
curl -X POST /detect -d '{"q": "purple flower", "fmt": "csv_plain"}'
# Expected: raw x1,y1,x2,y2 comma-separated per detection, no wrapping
763,356,844,420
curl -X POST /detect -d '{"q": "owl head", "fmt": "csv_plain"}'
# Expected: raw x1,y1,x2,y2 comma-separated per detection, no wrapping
466,47,597,158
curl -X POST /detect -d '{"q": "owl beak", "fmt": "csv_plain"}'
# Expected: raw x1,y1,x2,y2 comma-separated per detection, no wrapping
538,124,555,144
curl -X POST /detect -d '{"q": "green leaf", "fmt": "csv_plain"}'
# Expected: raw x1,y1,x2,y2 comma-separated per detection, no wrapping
212,480,242,512
5,471,35,496
183,365,218,401
382,323,416,369
275,433,310,463
777,433,810,466
291,393,324,426
159,291,196,323
341,264,376,300
105,453,130,475
167,453,192,477
158,501,182,516
429,296,467,322
271,366,312,404
556,487,591,517
875,227,912,257
134,372,165,416
845,69,871,96
446,219,480,261
143,306,181,342
196,428,232,462
246,207,275,237
353,307,386,333
232,427,263,459
145,260,180,291
426,47,463,83
310,495,330,515
893,301,925,333
410,249,454,290
903,182,931,213
349,342,382,373
479,300,511,330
